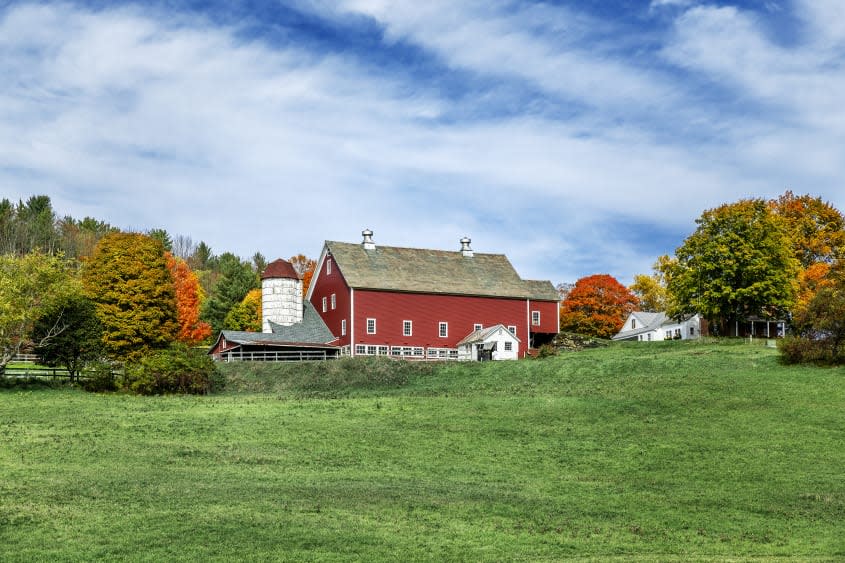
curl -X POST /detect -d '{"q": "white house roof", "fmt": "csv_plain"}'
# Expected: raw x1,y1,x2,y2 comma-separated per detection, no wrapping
456,324,521,347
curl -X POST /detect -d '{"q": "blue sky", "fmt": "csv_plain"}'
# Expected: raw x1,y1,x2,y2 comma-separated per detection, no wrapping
1,0,844,285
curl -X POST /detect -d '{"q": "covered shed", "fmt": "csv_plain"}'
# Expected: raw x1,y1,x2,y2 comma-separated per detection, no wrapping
457,324,520,361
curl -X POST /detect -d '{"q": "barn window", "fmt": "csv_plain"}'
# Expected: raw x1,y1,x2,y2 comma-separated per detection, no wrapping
531,311,540,326
504,342,513,352
403,320,412,336
341,319,347,336
331,294,336,310
439,322,448,338
355,344,366,355
473,323,482,331
367,318,376,334
327,258,332,275
508,325,516,336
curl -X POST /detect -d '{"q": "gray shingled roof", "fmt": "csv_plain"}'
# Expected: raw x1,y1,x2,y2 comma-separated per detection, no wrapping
217,301,336,347
456,324,521,346
267,300,336,344
325,241,559,301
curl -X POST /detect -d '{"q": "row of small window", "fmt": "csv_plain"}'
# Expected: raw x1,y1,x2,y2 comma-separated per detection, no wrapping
353,345,458,359
321,294,336,312
366,320,519,338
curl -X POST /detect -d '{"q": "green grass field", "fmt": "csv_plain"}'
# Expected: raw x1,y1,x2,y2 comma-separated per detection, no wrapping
1,340,843,561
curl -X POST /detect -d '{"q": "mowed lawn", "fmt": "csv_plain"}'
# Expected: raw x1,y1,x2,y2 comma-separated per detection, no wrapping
1,341,844,561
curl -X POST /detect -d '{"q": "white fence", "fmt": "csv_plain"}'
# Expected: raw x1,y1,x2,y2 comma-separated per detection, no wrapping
218,350,338,362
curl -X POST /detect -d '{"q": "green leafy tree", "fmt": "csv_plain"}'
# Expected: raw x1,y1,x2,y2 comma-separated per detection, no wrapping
200,253,259,335
0,252,73,373
32,293,104,380
82,233,179,361
668,199,799,332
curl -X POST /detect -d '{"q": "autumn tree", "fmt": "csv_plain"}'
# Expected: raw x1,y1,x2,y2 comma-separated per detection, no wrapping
289,254,316,296
771,191,845,268
200,253,259,334
82,233,179,361
0,252,74,373
32,292,104,380
165,252,212,345
224,288,262,332
560,274,639,338
668,199,799,332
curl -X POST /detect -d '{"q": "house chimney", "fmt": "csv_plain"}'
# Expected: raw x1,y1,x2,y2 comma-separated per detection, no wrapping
362,228,376,250
460,236,473,257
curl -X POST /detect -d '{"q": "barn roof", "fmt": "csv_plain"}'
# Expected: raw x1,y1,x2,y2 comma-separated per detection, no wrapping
324,241,559,301
212,301,337,350
261,258,299,280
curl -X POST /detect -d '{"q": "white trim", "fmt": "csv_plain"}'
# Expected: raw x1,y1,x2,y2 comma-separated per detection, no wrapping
322,296,327,313
403,320,413,337
326,257,332,275
331,293,336,310
367,318,376,334
507,325,517,336
439,321,448,338
341,319,347,336
305,243,329,303
473,323,483,331
349,288,355,356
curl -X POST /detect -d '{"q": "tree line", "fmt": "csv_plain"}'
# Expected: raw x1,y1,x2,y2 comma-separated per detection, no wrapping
560,191,845,363
0,195,317,390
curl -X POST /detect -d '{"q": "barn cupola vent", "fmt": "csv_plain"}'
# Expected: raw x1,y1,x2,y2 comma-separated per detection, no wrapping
362,228,376,250
460,236,474,258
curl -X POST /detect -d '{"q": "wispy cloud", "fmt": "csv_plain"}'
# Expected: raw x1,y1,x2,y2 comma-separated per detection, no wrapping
1,1,843,285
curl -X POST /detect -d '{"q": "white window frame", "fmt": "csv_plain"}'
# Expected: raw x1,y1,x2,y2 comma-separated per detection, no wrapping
473,323,483,332
327,257,332,275
403,320,413,337
341,319,347,336
531,310,540,326
507,325,517,336
504,341,513,352
367,318,376,334
331,293,336,310
439,322,448,338
322,297,327,313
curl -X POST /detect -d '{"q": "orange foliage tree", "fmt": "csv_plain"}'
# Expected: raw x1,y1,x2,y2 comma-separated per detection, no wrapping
166,252,212,345
289,254,317,296
560,274,640,338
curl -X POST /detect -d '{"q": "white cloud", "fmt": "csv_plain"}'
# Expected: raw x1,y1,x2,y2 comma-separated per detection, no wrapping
1,1,844,285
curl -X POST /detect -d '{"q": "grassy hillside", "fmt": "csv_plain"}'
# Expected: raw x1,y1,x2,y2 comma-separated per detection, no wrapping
1,340,843,561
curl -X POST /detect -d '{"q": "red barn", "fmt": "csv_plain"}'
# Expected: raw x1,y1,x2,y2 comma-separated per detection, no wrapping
307,230,559,359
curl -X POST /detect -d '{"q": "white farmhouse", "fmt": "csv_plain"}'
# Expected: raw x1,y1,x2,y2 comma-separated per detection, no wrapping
612,312,705,342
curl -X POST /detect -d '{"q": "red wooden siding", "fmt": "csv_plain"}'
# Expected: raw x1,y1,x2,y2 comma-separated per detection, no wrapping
308,252,352,348
528,299,559,334
352,290,557,357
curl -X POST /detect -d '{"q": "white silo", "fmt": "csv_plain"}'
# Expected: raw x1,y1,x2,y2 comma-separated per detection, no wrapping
261,258,303,333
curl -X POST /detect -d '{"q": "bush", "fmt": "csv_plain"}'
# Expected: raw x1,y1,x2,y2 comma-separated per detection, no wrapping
123,344,222,395
537,344,558,358
777,336,844,366
82,361,118,392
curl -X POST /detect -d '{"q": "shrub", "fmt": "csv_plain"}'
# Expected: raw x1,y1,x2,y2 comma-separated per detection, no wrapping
123,344,222,395
537,344,558,358
777,336,841,366
82,361,118,392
